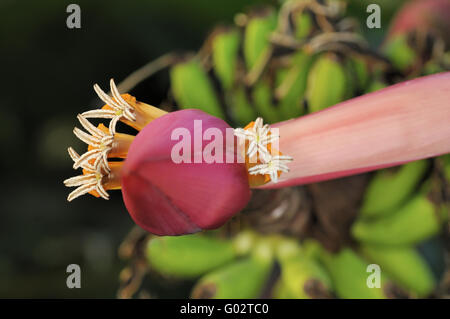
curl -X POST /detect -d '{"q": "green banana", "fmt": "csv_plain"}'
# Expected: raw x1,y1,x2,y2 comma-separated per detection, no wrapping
366,79,387,93
353,195,447,246
302,238,326,260
348,56,369,92
244,10,277,72
360,160,429,219
212,29,241,90
383,35,417,72
360,244,436,297
191,240,273,299
276,51,314,119
227,87,257,126
279,252,333,299
232,229,258,256
423,61,444,76
343,62,357,100
441,154,450,180
170,59,225,119
274,237,302,261
294,11,313,40
306,54,348,113
319,248,388,299
442,154,450,166
252,80,281,123
446,161,450,181
272,279,297,299
146,234,236,278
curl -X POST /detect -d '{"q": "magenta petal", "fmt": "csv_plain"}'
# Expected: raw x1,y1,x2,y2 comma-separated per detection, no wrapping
121,109,251,235
262,72,450,189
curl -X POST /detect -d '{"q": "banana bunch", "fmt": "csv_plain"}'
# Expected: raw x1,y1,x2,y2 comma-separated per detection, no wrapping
144,203,447,299
146,231,391,299
308,233,443,299
145,229,441,299
169,0,385,126
349,158,448,297
146,231,272,298
146,231,334,299
383,29,450,78
273,239,333,299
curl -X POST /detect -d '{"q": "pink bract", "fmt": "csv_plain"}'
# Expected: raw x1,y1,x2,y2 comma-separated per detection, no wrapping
121,109,251,235
261,72,450,188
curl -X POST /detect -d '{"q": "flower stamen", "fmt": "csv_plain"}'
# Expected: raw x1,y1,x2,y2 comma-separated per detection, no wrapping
234,117,279,161
64,78,167,201
234,117,292,185
248,155,293,183
73,115,114,172
83,79,136,134
64,148,110,201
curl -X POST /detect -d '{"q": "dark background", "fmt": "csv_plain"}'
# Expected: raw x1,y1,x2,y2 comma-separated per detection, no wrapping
0,0,406,298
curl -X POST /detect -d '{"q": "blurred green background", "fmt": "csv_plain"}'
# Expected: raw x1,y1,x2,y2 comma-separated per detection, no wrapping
0,0,408,298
